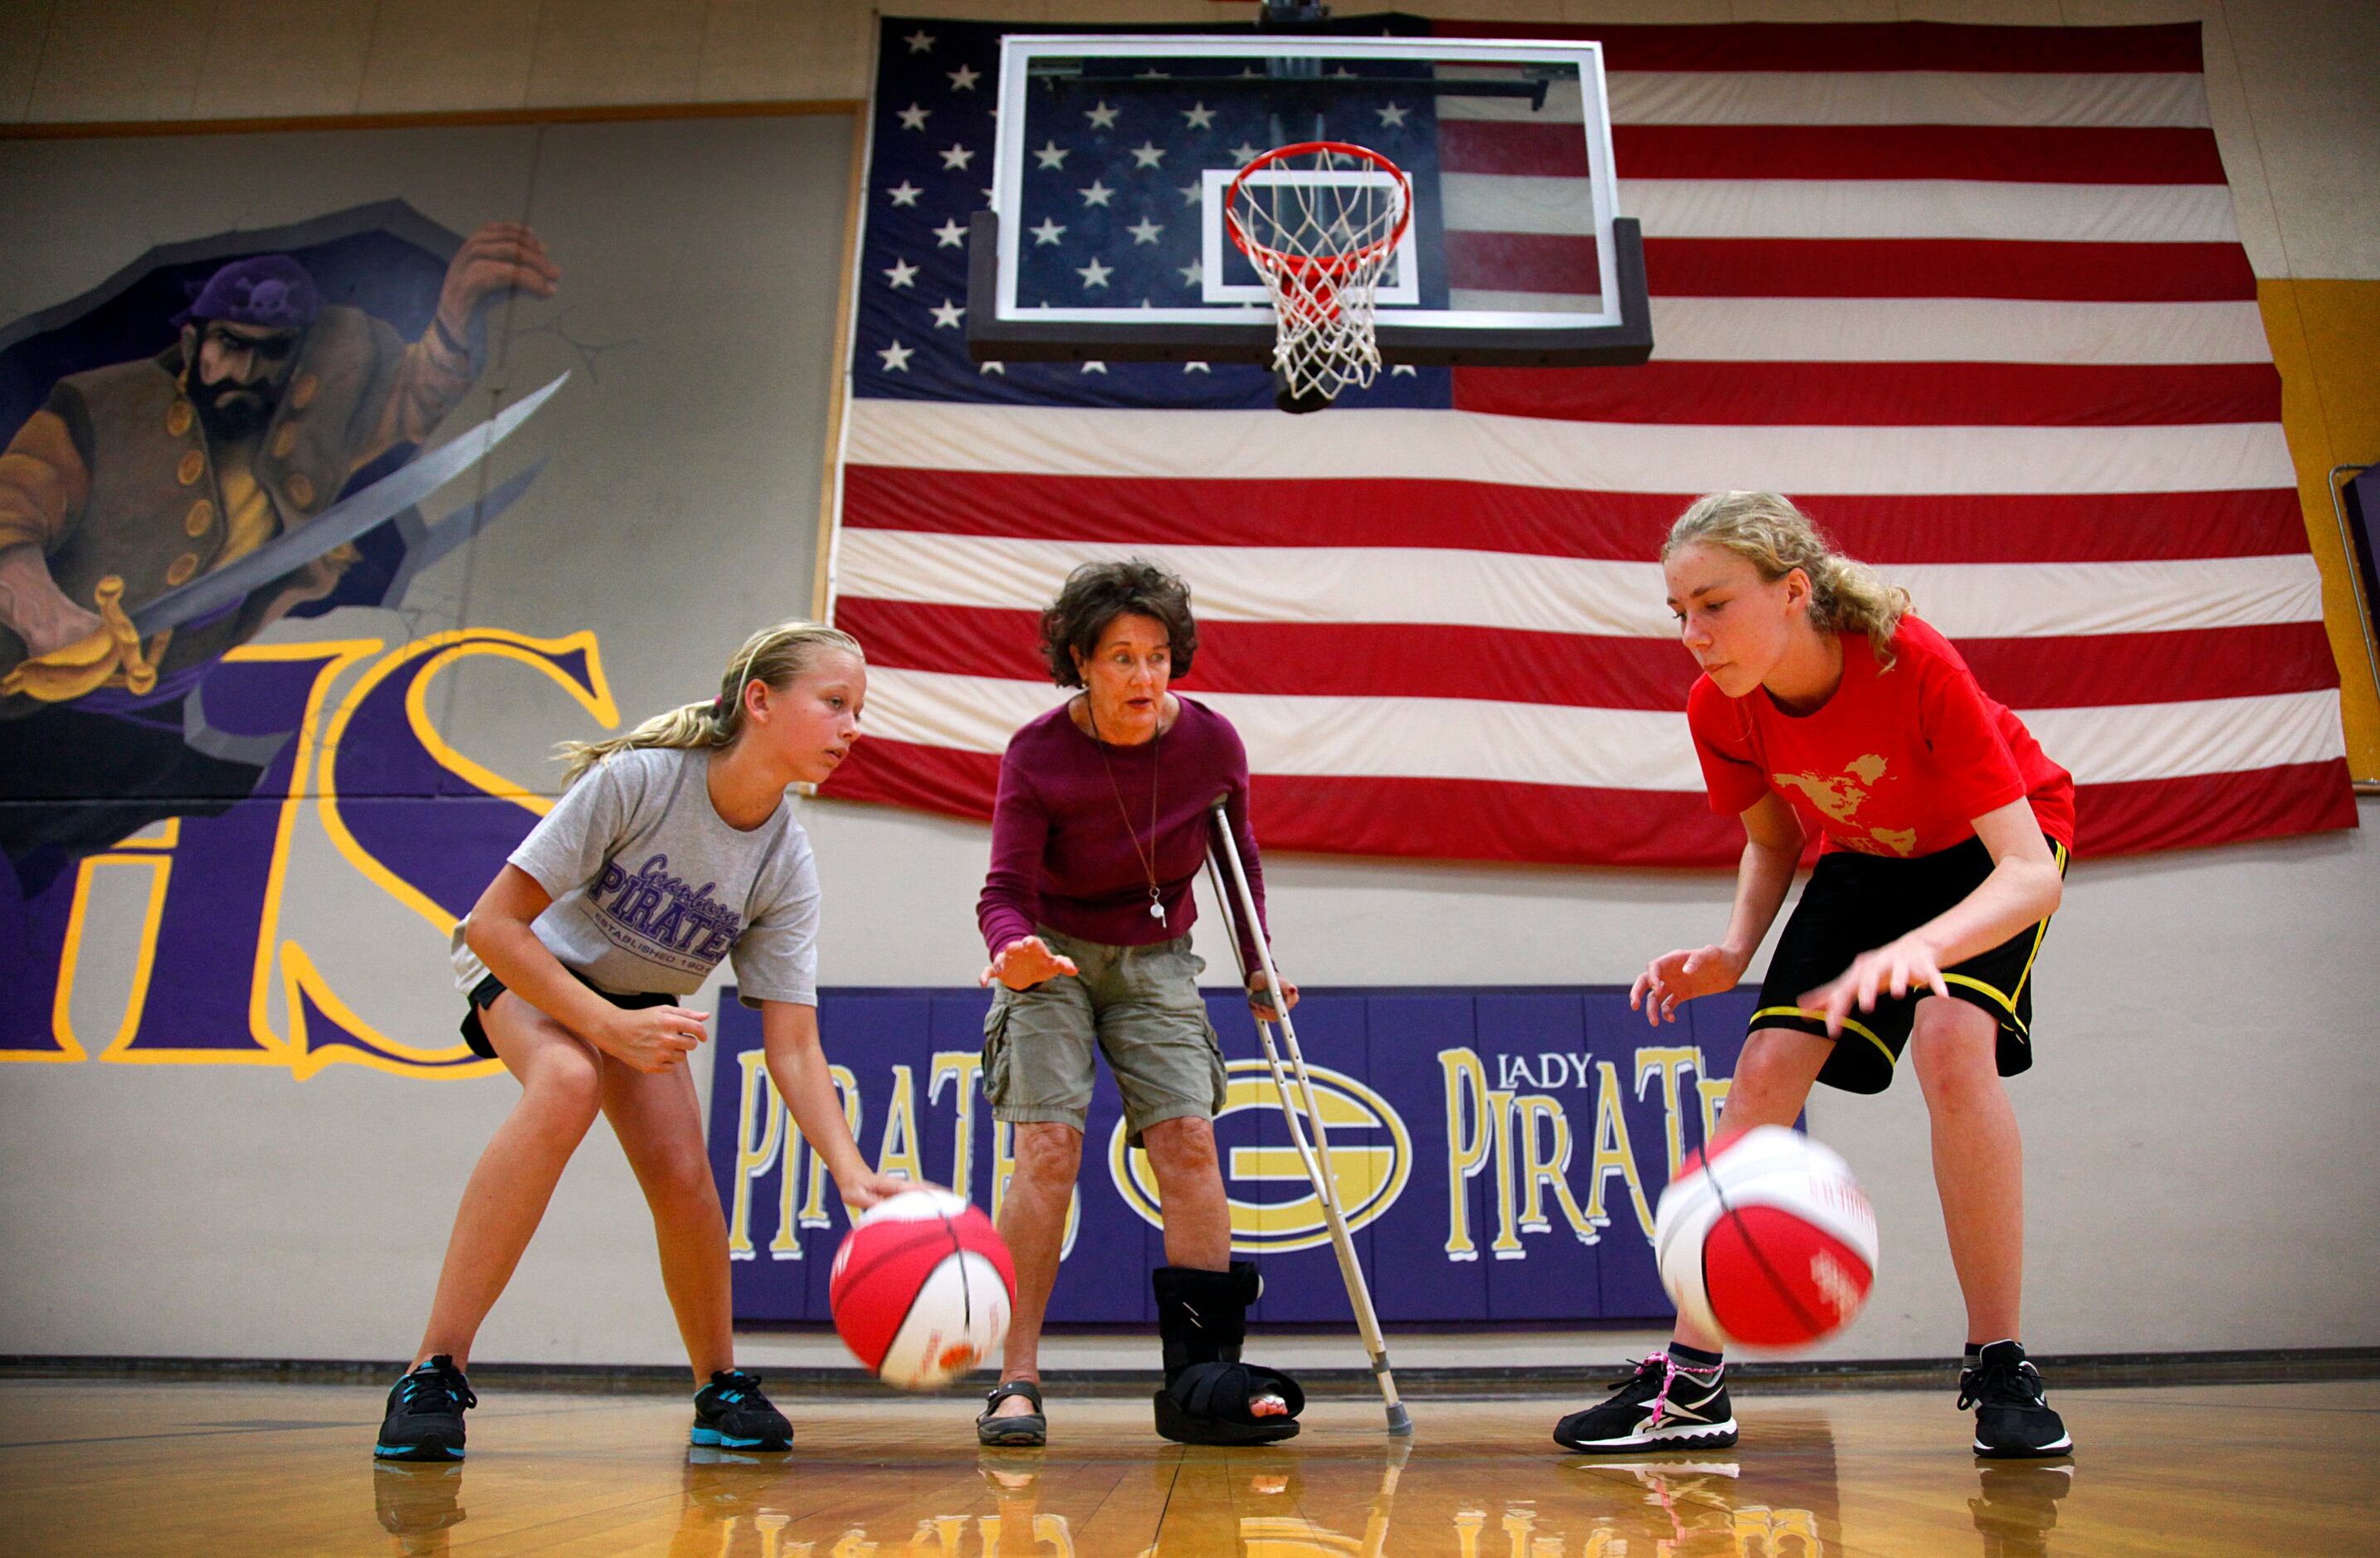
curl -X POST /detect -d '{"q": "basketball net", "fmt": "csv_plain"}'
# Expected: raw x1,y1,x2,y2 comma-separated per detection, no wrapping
1226,142,1412,407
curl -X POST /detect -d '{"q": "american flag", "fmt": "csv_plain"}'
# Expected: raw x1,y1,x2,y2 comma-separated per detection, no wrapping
825,16,2356,868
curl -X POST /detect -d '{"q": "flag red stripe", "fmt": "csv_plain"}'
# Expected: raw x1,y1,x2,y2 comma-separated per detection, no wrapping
1441,119,1591,182
1243,775,1744,868
824,737,1744,867
827,738,1001,825
1954,625,2339,708
1457,234,2258,302
824,742,2351,871
1451,361,2280,428
1434,21,2205,75
1443,230,1603,299
838,598,2338,713
2074,760,2359,857
1637,238,2256,300
842,598,1706,710
840,467,2309,564
1442,124,2228,183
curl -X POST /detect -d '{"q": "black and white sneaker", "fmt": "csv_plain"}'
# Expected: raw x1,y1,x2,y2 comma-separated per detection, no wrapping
1553,1352,1739,1453
691,1368,793,1451
1960,1341,2073,1458
374,1355,476,1463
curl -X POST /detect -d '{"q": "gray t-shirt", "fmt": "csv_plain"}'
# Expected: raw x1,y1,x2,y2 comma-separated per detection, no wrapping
450,747,821,1007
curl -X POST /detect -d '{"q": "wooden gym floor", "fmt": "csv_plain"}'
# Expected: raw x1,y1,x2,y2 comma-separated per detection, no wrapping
1,1376,2374,1556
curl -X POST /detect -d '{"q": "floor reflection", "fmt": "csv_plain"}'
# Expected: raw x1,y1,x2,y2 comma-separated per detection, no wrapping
1135,1442,1389,1556
9,1376,2358,1557
673,1444,799,1556
1549,1428,1837,1558
370,1461,467,1557
349,1408,2114,1557
978,1449,1075,1556
451,1415,1858,1558
1968,1461,2075,1558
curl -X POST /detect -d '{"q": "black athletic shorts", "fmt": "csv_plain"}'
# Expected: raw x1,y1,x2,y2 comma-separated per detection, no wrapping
460,971,676,1060
1753,835,2069,1095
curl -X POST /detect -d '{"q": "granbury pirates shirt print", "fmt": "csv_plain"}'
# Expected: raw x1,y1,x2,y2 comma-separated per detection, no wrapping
590,852,744,975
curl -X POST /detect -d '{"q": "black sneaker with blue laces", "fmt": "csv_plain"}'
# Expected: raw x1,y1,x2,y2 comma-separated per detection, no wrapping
1960,1341,2074,1458
374,1355,476,1463
691,1368,793,1451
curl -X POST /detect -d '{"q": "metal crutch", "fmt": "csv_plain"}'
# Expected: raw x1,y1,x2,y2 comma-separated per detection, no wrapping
1204,794,1413,1436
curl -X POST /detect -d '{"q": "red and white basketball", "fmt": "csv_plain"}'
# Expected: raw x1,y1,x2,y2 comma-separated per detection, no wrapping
829,1187,1016,1390
1654,1125,1879,1348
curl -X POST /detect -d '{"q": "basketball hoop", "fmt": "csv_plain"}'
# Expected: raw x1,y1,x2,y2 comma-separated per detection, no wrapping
1225,142,1412,409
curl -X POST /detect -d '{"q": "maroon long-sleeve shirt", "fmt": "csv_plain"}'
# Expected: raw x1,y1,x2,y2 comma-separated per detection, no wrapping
977,695,1268,971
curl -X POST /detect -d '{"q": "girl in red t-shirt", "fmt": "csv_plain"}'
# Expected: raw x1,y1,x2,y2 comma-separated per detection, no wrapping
1553,491,2076,1462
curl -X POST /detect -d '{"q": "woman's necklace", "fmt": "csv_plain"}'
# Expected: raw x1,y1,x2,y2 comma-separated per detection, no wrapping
1085,697,1167,923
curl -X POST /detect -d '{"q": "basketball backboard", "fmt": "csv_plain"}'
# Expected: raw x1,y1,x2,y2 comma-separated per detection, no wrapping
965,32,1650,373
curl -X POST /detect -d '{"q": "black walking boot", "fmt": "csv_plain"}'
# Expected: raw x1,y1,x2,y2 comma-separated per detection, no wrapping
1151,1262,1304,1446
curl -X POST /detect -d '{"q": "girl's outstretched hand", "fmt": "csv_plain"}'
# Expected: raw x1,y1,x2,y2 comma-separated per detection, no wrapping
598,1005,710,1073
840,1169,937,1212
980,935,1080,991
1630,945,1746,1025
1801,935,1948,1036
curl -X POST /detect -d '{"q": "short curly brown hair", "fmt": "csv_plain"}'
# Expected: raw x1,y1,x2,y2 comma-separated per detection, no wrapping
1038,557,1198,687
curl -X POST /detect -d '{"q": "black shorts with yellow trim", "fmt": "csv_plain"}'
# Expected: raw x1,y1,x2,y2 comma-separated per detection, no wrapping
1752,835,2069,1095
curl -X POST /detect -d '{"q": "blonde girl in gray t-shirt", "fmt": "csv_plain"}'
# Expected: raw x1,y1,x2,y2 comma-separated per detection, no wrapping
375,621,908,1463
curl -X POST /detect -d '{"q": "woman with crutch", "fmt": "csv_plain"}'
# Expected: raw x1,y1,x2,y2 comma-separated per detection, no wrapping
973,557,1303,1448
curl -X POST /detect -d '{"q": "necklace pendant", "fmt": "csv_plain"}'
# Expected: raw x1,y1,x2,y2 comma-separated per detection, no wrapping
1149,898,1166,922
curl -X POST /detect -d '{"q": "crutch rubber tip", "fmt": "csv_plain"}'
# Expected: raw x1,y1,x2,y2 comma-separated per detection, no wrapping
1386,1404,1415,1436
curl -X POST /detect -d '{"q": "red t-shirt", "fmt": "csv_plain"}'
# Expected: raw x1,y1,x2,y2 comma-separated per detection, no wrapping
1686,616,2075,858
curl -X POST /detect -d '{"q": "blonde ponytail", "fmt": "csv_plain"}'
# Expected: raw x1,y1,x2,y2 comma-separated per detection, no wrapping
1665,491,1910,666
555,620,864,785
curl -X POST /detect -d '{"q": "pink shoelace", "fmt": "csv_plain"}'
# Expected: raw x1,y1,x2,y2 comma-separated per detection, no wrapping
1638,1350,1721,1425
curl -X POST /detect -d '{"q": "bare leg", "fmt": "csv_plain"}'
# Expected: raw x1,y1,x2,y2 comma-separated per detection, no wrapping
413,995,603,1369
1670,1026,1833,1355
602,1049,734,1384
1139,1116,1231,1272
1908,998,2025,1345
990,1122,1082,1419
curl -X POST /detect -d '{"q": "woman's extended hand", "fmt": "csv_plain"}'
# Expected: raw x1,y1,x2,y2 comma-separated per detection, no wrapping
979,935,1080,991
1246,971,1299,1020
1629,945,1747,1025
596,1005,710,1073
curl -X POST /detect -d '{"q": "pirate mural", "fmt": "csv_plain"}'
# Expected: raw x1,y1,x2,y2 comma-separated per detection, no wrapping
0,216,561,888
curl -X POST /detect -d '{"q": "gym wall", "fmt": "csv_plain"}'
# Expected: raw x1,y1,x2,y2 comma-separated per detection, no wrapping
1,0,2375,1370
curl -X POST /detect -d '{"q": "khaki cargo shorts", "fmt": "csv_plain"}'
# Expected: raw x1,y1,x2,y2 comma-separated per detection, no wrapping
981,926,1229,1148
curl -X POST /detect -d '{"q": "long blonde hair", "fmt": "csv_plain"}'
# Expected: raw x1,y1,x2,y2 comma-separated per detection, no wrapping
1665,491,1910,666
556,620,863,785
